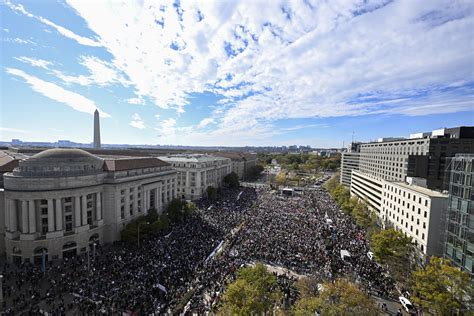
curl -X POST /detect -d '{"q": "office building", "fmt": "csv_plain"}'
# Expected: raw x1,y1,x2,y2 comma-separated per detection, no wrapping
340,143,360,188
158,154,231,200
382,180,448,260
444,154,473,276
1,148,176,264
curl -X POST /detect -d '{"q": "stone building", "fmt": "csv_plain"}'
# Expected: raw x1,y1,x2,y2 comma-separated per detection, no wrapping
1,148,176,264
159,154,231,200
214,152,257,180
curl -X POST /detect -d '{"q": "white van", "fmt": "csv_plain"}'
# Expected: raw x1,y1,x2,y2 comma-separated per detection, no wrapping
399,297,416,314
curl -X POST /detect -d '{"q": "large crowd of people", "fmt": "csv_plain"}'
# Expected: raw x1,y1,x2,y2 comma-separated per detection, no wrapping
1,183,395,314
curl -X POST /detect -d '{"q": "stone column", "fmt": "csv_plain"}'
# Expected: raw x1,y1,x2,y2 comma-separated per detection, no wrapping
21,200,28,234
47,199,55,232
5,199,11,232
55,199,63,231
81,195,88,225
143,190,148,212
74,196,81,227
28,200,36,233
157,186,162,211
133,188,138,213
196,172,201,191
96,192,102,220
9,200,17,232
125,188,130,218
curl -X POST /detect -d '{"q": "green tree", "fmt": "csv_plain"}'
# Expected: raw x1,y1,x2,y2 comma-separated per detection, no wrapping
352,201,376,228
274,172,287,186
145,207,159,223
410,257,473,315
223,171,240,189
219,263,281,315
371,228,414,283
293,279,377,316
324,175,339,193
166,198,188,223
296,276,321,298
332,184,350,205
206,186,218,200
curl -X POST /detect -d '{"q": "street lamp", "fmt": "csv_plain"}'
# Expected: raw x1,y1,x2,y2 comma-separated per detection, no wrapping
0,274,3,304
137,222,150,248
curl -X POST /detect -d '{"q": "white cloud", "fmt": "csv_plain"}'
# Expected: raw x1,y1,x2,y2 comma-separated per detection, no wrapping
129,113,146,129
0,127,29,134
4,0,101,47
14,56,53,69
52,55,129,87
5,68,110,117
62,0,473,144
197,117,215,129
126,97,146,105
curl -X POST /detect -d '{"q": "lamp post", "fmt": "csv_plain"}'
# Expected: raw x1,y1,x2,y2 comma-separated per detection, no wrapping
0,274,3,304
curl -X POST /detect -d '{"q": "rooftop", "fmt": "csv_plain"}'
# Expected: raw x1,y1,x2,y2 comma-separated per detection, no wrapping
159,154,230,163
103,157,170,171
391,182,447,198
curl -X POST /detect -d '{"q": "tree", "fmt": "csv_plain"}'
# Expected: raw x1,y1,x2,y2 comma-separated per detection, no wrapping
332,184,350,205
246,165,264,180
274,172,287,186
206,186,218,200
224,172,240,189
371,229,414,283
352,201,376,229
296,276,321,298
410,257,473,315
145,207,159,223
293,279,377,316
324,175,339,193
166,198,188,223
219,263,281,315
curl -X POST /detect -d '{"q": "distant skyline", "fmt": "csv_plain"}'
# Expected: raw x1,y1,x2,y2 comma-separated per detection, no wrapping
1,0,473,147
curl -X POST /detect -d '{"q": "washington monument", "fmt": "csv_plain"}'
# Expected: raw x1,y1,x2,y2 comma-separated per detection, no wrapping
93,109,101,149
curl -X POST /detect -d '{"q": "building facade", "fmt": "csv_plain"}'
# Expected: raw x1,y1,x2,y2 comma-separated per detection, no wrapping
444,154,473,276
159,154,231,200
350,170,384,214
214,152,257,180
382,180,448,260
340,151,360,188
1,148,176,264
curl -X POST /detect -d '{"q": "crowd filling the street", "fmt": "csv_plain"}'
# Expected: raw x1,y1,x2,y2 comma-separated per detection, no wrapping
1,183,397,315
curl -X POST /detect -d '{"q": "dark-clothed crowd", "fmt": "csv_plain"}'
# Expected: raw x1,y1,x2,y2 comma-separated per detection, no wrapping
1,185,394,315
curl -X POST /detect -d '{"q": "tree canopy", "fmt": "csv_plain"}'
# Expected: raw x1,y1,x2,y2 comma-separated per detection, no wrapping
410,257,473,315
218,263,281,315
371,228,414,283
223,171,240,189
293,279,377,316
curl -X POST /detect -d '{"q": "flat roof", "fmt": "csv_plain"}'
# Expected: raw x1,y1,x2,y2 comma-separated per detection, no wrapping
390,182,447,198
159,154,229,163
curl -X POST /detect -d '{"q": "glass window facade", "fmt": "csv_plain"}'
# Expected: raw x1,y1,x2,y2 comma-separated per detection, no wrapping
444,155,473,277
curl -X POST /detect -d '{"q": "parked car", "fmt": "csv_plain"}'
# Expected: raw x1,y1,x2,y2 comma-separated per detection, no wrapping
399,296,416,315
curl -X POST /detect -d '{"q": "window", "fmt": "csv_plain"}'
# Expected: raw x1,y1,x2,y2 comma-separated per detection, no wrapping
424,211,427,218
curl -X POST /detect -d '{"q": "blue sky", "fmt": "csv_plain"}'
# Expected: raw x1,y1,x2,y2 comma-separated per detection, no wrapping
1,0,473,147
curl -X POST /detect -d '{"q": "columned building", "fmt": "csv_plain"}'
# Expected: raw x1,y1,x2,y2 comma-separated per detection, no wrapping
2,148,176,264
214,152,257,180
159,154,231,200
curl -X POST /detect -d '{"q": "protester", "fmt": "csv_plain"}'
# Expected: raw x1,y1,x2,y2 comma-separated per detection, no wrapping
2,185,394,314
